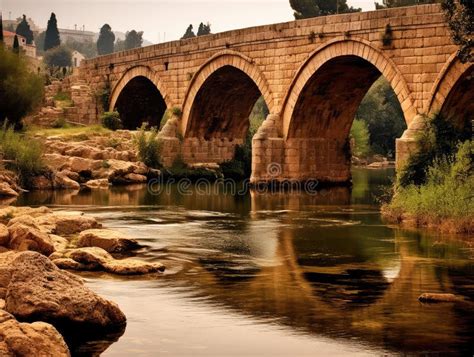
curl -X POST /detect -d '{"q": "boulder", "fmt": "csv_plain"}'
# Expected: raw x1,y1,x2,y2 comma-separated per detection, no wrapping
85,179,109,189
51,247,165,275
123,173,147,183
4,252,126,329
54,172,80,190
7,223,55,256
29,175,54,190
0,183,18,197
0,225,9,246
43,154,70,171
77,229,140,253
0,310,70,357
418,293,458,303
36,213,102,235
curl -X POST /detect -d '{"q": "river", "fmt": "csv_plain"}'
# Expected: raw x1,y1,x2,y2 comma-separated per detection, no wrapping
16,168,474,356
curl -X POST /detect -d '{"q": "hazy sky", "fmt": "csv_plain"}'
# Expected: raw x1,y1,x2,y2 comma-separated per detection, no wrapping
3,0,377,43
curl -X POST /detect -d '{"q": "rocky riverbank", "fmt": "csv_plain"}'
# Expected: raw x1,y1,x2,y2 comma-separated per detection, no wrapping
0,206,165,355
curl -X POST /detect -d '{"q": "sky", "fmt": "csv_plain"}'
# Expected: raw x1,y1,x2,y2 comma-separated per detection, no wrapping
2,0,378,44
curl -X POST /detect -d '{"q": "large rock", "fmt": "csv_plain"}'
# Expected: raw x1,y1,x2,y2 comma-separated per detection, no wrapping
7,223,55,255
36,213,102,235
0,183,18,197
51,247,165,275
0,224,9,246
84,179,109,189
4,252,126,329
54,171,80,190
0,310,70,357
77,229,140,253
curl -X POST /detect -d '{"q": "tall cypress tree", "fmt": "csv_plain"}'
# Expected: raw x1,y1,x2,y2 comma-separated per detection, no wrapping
181,25,196,39
197,22,211,36
13,35,20,54
0,13,4,44
15,15,34,45
97,24,115,55
44,12,60,51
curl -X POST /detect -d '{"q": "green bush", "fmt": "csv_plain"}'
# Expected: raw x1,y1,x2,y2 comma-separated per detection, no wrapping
350,119,371,158
0,124,45,187
43,45,72,68
101,111,123,131
398,113,470,187
134,125,162,168
387,140,473,232
0,46,44,128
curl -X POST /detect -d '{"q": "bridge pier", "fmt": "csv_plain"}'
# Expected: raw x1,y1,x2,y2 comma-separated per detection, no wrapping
395,115,427,171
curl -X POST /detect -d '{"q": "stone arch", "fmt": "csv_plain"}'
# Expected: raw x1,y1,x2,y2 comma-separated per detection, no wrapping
180,50,275,137
281,37,416,139
109,66,172,130
428,53,474,124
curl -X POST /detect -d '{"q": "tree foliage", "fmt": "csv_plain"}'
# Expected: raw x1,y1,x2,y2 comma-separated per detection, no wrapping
356,77,407,157
290,0,361,19
43,45,72,68
124,30,143,50
197,22,212,36
0,46,44,127
0,13,3,43
350,119,371,158
15,15,34,45
44,12,60,51
97,24,115,55
181,25,196,39
65,38,97,58
442,0,473,63
12,35,20,54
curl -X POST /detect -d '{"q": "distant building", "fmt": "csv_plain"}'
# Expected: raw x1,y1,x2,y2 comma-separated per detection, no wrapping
59,27,95,43
2,30,37,58
72,50,85,67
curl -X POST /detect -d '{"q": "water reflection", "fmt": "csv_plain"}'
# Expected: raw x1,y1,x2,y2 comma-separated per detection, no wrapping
17,168,474,356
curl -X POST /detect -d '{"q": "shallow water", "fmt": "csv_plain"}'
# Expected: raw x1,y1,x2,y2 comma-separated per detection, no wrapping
17,168,474,356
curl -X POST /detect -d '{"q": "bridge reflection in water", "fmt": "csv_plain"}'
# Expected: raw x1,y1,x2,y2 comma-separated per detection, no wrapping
17,169,474,355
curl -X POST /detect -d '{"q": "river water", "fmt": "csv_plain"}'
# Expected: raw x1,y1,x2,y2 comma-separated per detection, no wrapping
16,168,474,356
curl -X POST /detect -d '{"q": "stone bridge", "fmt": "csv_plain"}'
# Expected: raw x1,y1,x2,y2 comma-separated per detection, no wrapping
78,3,473,184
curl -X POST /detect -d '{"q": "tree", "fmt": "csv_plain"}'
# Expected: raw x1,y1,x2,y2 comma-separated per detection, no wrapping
44,13,60,51
442,0,473,63
43,45,72,67
375,0,438,9
289,0,360,19
15,15,34,45
12,35,20,54
66,38,97,58
197,22,211,36
0,46,44,127
35,31,46,54
350,119,371,158
356,77,407,158
114,38,125,52
124,30,143,50
97,24,115,55
181,25,196,39
0,13,4,44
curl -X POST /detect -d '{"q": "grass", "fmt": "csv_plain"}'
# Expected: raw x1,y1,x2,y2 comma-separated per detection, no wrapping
53,91,73,108
383,140,473,234
29,125,110,140
0,125,45,187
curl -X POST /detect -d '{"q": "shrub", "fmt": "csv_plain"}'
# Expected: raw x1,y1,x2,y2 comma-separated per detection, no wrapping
43,45,72,68
134,125,162,168
51,117,67,129
0,46,44,128
386,140,473,233
101,111,123,131
0,124,45,187
398,113,470,187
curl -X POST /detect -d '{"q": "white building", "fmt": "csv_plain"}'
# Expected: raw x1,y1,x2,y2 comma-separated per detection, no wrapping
72,50,85,67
